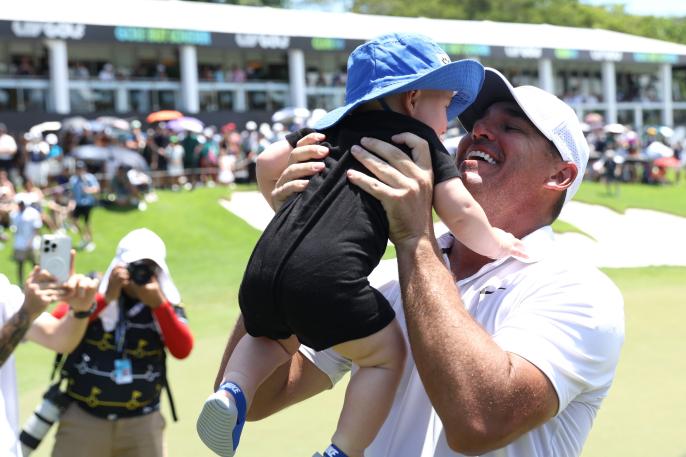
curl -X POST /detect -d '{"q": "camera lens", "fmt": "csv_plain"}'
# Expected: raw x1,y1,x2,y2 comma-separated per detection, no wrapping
127,260,156,286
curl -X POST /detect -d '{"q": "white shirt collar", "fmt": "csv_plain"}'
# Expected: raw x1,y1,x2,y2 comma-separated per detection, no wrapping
438,226,555,284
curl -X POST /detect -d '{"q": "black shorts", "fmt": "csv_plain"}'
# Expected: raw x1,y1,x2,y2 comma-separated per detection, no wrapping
72,205,93,222
239,155,395,351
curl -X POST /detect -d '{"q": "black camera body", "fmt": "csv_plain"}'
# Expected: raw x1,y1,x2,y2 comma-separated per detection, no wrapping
19,382,71,455
127,260,155,285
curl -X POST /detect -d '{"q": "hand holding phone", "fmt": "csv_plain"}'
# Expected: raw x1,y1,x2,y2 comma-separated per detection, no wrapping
39,234,72,283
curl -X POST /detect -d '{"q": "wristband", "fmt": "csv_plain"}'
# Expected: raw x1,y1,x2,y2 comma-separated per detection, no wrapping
71,302,97,319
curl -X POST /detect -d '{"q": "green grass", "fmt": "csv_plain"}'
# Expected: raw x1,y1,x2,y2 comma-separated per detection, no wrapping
574,180,686,216
582,267,686,457
551,219,595,239
7,185,686,456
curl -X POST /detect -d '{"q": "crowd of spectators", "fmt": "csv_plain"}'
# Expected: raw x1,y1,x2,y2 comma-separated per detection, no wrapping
582,113,686,193
2,55,347,88
0,113,308,280
1,105,684,284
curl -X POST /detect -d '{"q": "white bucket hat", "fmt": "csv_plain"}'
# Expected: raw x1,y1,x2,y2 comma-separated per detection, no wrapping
459,68,590,204
98,228,180,331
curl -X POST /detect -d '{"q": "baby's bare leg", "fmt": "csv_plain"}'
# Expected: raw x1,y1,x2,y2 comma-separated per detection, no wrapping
222,334,300,405
197,334,299,457
330,319,406,457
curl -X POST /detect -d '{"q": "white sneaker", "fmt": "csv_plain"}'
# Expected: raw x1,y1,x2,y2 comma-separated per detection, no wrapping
196,392,238,457
85,242,96,252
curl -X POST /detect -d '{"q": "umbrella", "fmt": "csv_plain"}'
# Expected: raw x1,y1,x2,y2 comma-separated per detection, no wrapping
272,107,311,123
167,116,204,134
61,116,91,132
96,116,131,131
29,121,61,136
146,110,183,124
659,126,674,138
72,145,148,171
653,157,681,168
603,123,626,134
645,141,674,159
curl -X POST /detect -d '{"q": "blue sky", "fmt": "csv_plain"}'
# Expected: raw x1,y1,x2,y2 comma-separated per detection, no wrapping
581,0,686,17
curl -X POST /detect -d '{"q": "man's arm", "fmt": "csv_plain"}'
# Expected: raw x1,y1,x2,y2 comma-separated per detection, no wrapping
347,134,558,455
213,315,332,421
0,268,64,366
0,267,79,366
25,273,99,354
0,305,34,367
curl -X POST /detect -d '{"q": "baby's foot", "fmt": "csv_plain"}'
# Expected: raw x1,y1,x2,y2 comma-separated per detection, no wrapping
196,382,246,457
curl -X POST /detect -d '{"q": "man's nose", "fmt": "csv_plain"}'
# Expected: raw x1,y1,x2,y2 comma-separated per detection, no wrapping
471,117,494,141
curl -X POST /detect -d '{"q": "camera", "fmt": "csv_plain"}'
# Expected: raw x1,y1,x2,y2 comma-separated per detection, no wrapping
127,260,156,285
19,382,71,455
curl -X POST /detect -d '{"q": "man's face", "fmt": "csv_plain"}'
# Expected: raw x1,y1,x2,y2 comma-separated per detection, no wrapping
456,101,562,230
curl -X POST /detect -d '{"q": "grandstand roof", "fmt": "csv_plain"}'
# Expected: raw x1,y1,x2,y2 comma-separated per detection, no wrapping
4,0,686,61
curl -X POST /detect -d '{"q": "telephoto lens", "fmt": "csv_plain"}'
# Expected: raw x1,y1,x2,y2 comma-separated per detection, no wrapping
19,383,71,455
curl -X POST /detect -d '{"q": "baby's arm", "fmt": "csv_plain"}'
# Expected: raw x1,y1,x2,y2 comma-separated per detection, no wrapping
256,139,293,208
433,177,526,259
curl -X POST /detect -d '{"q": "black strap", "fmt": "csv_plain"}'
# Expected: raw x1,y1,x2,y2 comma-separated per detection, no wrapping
50,353,65,381
163,372,178,422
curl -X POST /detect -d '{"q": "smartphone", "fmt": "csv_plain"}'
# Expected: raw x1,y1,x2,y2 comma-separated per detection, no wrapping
39,234,71,283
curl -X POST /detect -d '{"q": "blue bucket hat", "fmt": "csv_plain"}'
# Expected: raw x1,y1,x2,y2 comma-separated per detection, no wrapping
315,33,485,130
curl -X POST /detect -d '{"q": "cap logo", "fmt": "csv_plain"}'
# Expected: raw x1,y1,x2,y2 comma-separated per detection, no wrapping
437,53,450,65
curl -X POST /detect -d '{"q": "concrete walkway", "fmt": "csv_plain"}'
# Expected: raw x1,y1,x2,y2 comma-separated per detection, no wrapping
221,191,686,269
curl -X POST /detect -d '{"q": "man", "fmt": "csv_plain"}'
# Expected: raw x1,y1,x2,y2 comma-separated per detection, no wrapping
69,161,99,251
50,228,193,457
217,68,625,457
10,193,42,284
1,267,99,457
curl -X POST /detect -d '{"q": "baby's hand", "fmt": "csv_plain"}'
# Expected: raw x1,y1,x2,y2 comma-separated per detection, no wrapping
493,228,528,260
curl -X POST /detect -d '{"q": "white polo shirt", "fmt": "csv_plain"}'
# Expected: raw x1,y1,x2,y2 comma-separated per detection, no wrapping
0,274,26,457
302,226,625,457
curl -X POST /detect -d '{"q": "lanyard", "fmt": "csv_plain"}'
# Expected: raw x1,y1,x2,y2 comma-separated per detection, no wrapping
114,298,127,356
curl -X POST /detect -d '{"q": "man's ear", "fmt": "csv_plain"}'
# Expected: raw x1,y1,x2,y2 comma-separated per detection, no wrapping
544,162,577,192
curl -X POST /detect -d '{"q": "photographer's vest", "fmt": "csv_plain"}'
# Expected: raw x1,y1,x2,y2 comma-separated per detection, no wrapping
61,293,167,420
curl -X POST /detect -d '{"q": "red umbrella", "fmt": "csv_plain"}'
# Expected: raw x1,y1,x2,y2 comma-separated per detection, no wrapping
146,110,183,124
653,157,681,168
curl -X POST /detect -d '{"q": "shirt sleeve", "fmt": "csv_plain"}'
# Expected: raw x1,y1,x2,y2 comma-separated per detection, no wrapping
153,301,193,359
285,128,317,149
491,272,625,414
430,145,460,184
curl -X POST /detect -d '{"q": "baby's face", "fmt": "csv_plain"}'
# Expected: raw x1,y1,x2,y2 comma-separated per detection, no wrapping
411,89,453,138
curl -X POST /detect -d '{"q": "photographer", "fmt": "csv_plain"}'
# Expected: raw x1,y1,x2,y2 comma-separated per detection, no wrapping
48,228,193,457
1,265,99,457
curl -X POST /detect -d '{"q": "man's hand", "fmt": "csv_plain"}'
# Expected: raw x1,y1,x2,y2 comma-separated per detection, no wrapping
347,133,435,248
63,274,99,312
271,133,328,211
23,266,64,319
133,276,166,309
105,265,129,304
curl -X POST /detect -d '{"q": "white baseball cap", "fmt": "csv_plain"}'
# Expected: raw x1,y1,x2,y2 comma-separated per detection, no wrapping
459,68,589,204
